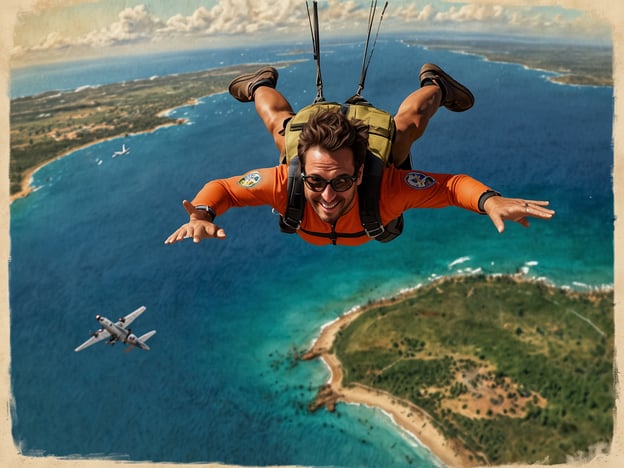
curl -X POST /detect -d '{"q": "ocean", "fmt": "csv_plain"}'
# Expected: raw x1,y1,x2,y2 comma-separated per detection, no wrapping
8,36,613,467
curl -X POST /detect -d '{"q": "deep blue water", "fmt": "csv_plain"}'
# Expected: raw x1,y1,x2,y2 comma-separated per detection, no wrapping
9,37,613,467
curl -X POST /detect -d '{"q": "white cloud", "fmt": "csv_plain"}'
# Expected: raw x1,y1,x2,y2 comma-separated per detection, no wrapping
12,0,612,60
34,31,72,50
160,0,306,37
26,4,165,51
433,4,504,23
390,2,609,38
81,5,165,47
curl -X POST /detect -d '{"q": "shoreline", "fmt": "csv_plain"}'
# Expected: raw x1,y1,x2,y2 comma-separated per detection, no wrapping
9,115,188,204
302,274,613,467
9,62,296,205
303,279,485,467
410,40,612,88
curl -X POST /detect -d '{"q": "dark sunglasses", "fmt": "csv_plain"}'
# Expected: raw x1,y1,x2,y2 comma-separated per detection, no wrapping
301,173,358,192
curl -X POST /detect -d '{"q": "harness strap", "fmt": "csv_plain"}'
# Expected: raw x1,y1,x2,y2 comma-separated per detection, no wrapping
358,150,384,237
357,150,405,242
278,149,404,243
299,228,368,239
279,156,305,233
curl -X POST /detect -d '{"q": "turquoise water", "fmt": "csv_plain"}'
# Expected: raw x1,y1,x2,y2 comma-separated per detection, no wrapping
9,37,613,466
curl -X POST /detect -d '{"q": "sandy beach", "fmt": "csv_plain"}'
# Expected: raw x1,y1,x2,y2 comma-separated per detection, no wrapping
303,303,483,468
9,116,188,204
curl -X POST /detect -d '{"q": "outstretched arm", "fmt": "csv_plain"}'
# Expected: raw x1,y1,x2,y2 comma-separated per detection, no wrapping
164,200,226,244
483,196,555,233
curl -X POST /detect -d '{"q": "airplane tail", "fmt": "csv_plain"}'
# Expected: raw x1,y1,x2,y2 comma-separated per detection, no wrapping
138,330,157,350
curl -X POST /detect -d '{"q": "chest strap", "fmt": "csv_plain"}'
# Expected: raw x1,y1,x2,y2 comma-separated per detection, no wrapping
279,154,404,243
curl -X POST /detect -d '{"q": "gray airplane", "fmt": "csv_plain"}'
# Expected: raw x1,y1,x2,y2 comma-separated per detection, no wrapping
75,306,156,352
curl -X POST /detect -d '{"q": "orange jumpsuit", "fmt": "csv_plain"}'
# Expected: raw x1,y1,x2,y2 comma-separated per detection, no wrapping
192,165,491,246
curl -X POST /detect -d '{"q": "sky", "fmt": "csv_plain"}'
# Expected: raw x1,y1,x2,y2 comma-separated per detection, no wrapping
4,0,617,67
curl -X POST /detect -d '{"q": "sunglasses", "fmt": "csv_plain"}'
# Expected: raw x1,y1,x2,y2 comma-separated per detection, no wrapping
301,172,358,192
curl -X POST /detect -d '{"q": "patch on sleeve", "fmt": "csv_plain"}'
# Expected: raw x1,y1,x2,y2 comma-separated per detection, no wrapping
238,171,262,188
404,172,436,189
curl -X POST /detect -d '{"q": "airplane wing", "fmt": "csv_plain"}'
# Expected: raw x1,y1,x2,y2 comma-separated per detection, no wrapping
74,329,111,352
115,306,146,329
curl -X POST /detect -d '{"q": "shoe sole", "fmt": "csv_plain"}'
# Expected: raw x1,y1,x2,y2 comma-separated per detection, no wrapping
420,64,474,112
228,66,278,102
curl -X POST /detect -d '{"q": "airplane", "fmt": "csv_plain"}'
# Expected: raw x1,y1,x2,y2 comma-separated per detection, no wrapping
74,306,156,352
112,143,130,158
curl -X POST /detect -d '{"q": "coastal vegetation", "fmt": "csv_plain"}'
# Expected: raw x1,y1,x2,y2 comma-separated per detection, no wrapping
409,38,612,87
9,63,295,197
328,275,613,465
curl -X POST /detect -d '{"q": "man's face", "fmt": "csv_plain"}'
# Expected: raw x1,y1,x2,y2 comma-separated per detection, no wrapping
302,145,363,225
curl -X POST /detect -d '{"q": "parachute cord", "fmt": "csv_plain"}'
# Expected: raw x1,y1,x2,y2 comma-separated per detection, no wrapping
355,1,388,97
355,0,376,97
306,1,325,103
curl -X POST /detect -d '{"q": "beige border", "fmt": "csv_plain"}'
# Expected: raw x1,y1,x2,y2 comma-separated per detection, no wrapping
1,1,621,467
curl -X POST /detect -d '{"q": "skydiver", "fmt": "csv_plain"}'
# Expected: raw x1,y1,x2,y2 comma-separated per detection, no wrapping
165,64,554,247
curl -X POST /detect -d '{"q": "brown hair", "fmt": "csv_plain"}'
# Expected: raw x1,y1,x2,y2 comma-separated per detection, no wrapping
297,108,368,171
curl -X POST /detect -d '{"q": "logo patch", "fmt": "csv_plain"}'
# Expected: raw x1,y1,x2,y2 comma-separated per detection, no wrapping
238,171,262,188
405,172,436,189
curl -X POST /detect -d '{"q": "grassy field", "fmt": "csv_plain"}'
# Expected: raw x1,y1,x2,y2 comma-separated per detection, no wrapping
333,275,614,465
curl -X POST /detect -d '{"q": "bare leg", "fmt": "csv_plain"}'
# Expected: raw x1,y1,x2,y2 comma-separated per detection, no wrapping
253,87,295,155
391,85,442,168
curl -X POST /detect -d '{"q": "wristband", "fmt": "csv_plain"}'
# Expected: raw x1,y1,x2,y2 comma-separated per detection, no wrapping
478,190,501,213
194,205,216,221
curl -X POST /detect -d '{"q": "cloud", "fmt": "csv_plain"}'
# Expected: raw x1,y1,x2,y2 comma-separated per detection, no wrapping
160,0,310,37
389,2,609,38
432,4,506,23
12,0,612,61
26,4,165,51
81,4,165,47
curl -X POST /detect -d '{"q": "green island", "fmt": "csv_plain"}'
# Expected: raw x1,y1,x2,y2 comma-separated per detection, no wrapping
407,38,612,87
9,62,299,199
303,274,613,466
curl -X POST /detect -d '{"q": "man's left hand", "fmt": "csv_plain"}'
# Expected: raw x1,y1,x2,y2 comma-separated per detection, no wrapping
483,196,555,233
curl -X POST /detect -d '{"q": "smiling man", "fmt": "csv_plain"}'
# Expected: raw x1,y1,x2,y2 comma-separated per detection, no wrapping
165,95,554,247
165,64,554,246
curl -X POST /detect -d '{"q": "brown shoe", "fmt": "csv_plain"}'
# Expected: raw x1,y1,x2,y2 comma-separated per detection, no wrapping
228,66,279,102
419,63,474,112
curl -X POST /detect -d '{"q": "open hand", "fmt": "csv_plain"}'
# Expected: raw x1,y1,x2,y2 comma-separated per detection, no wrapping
164,200,226,244
483,196,555,233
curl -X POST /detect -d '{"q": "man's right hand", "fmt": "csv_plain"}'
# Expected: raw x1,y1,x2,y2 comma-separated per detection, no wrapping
164,200,226,244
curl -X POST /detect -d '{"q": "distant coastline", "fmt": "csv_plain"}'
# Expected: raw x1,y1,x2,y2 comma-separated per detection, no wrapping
8,62,301,203
405,38,612,87
9,117,187,203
